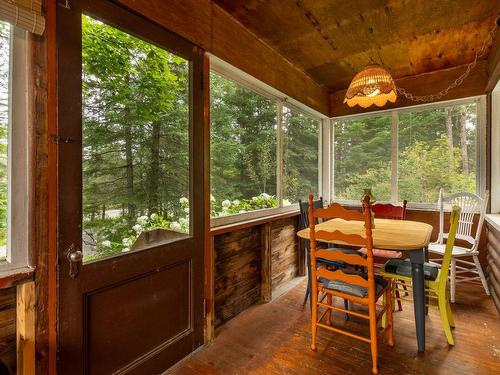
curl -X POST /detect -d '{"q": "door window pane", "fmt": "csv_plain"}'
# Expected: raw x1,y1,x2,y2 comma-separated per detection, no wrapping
0,21,9,263
282,106,319,204
398,103,477,203
210,72,277,217
82,15,190,262
333,115,392,201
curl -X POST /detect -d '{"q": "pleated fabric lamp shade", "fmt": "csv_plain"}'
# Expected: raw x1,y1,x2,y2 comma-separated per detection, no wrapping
344,64,397,108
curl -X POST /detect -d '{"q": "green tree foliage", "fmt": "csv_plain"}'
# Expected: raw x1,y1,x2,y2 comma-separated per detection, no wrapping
283,106,319,203
210,72,277,202
0,22,9,249
334,105,477,203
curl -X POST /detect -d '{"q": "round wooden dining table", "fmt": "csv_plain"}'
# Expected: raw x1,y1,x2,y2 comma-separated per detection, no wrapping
297,218,433,352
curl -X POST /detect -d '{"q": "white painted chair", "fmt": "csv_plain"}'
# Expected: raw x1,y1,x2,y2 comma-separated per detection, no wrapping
429,189,490,303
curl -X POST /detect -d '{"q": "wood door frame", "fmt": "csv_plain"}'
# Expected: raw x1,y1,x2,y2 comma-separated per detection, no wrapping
51,0,209,373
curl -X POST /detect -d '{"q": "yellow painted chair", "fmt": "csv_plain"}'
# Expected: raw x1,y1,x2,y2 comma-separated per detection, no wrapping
380,206,460,345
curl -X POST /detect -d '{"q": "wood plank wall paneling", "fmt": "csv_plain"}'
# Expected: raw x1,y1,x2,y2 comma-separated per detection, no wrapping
214,226,263,327
0,287,16,374
116,0,330,115
486,223,500,312
213,217,303,327
271,218,300,292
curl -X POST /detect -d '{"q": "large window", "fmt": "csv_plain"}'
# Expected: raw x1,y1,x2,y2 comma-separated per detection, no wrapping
283,106,320,204
333,99,481,205
210,70,321,221
0,21,9,263
82,15,190,262
333,114,392,201
0,20,29,271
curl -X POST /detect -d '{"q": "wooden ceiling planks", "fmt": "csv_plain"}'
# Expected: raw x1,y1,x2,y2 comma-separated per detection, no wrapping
214,0,500,91
115,0,330,115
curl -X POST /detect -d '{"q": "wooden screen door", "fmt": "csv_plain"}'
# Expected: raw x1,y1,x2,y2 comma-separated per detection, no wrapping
56,1,206,373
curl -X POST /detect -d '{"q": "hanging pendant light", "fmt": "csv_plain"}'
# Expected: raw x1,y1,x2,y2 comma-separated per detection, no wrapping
344,64,397,108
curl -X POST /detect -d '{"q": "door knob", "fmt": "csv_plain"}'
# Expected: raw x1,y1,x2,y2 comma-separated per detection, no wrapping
67,244,83,278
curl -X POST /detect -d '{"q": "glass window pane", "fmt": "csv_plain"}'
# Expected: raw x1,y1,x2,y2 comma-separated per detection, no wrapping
282,106,319,204
398,103,477,203
82,15,190,263
0,21,9,263
210,72,277,217
333,115,392,201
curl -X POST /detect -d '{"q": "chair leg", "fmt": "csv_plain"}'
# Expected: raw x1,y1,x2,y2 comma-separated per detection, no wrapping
402,281,409,296
326,294,332,326
438,291,455,346
303,283,310,307
395,288,403,311
311,285,318,351
381,292,387,329
369,301,379,374
343,299,349,320
450,257,456,303
385,286,394,347
304,248,312,306
473,255,491,296
445,291,455,328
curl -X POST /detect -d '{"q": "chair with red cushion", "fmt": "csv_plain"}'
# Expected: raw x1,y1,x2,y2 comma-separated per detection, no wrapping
359,200,408,310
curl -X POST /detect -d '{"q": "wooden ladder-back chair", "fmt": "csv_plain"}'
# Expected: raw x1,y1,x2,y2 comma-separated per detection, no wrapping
381,206,461,345
429,189,489,302
359,201,408,311
308,194,394,375
299,197,360,310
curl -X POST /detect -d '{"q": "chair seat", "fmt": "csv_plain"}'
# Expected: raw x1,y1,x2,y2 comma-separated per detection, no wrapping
319,270,387,298
428,243,478,257
381,259,439,281
359,247,403,259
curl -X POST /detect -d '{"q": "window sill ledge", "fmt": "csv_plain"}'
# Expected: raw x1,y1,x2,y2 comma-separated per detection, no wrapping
485,214,500,233
0,267,34,289
210,209,300,236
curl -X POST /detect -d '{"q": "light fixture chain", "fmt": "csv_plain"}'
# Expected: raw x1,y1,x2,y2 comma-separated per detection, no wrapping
397,21,498,103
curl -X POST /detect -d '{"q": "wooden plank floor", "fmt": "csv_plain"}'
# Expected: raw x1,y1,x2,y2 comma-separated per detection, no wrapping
169,279,500,375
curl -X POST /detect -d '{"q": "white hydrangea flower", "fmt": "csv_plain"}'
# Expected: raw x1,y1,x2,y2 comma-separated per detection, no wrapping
150,213,157,220
184,207,190,214
232,199,240,205
239,210,247,214
132,224,142,233
222,200,231,208
252,196,258,201
121,247,130,253
179,197,189,205
282,199,291,206
122,237,132,247
260,193,271,199
101,240,112,248
137,215,148,225
170,221,181,231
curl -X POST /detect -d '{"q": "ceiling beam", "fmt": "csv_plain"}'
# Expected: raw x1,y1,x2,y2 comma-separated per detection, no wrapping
330,60,488,117
485,20,500,92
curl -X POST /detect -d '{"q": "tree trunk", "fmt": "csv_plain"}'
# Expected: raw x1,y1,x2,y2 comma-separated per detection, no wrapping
445,108,454,165
148,121,161,214
125,121,135,223
459,108,469,174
